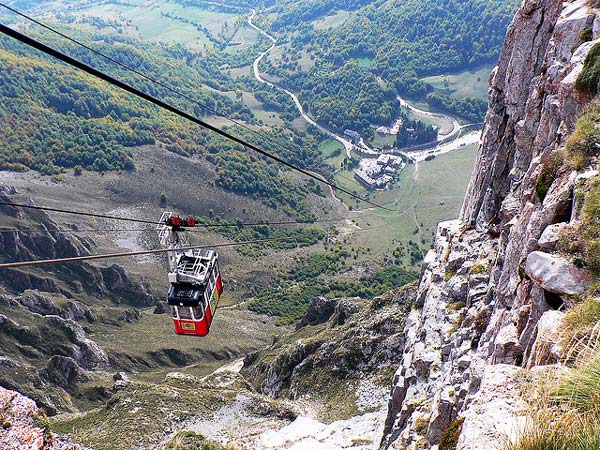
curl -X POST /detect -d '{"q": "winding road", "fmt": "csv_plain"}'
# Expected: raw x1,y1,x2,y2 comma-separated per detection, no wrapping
248,10,361,158
397,95,461,140
246,10,482,167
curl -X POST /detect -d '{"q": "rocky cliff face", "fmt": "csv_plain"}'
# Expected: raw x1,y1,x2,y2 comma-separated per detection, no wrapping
381,0,600,448
0,185,162,414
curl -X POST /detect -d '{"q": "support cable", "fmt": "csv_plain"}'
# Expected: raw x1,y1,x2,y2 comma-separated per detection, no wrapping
0,200,345,228
0,237,297,269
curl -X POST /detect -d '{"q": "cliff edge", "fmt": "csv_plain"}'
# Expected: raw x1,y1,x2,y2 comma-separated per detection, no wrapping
381,0,600,448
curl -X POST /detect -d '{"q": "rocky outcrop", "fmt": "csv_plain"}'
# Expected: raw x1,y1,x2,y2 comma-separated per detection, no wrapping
243,286,416,420
0,386,87,449
381,1,600,448
0,188,157,305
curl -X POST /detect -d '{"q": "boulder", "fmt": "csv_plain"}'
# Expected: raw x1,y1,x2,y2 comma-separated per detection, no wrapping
153,301,168,314
525,251,591,295
537,222,568,251
118,308,142,323
113,372,131,392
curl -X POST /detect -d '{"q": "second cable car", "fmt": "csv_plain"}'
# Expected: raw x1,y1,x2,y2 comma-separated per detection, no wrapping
158,213,223,336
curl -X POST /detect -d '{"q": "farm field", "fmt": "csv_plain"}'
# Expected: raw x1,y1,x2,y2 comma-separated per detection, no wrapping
371,132,397,149
421,64,494,101
312,10,351,30
73,0,246,48
319,138,345,168
333,143,476,258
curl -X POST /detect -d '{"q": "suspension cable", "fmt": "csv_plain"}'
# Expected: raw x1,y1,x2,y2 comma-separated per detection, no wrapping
0,200,344,228
0,3,359,187
0,23,392,211
0,237,298,269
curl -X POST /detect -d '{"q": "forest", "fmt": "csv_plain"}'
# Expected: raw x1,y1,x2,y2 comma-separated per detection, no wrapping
247,250,418,324
0,30,329,215
262,0,518,126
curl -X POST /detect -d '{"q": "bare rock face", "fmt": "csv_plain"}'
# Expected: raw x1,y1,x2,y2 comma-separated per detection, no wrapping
41,355,89,390
244,286,416,413
381,1,600,448
525,251,591,295
295,296,337,329
456,365,527,450
0,386,88,449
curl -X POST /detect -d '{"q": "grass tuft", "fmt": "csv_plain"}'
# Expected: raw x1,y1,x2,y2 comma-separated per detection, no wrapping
439,417,464,450
444,267,457,282
552,351,600,413
415,416,430,436
469,263,487,275
560,298,600,350
509,350,600,450
563,102,600,171
535,151,564,201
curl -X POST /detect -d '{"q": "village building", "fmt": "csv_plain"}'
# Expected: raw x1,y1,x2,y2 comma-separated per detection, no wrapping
344,129,361,143
354,154,406,189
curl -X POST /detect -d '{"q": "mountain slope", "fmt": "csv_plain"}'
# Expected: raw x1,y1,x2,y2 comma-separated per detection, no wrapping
381,0,600,448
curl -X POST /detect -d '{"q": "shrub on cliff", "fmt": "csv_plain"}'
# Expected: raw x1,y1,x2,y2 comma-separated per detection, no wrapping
576,43,600,95
535,150,564,201
564,101,600,170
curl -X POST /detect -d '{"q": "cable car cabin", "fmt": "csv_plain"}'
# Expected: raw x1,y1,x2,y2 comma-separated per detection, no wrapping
167,253,223,336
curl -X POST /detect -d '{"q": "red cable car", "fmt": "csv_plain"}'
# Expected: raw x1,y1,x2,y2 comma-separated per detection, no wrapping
158,212,223,336
167,251,223,336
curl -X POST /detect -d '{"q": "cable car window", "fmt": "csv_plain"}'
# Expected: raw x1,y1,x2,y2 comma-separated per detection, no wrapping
170,306,178,319
178,307,193,320
175,287,194,298
193,306,204,321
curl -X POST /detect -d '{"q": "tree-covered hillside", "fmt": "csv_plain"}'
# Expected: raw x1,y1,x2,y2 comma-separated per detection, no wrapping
261,0,519,131
0,29,325,216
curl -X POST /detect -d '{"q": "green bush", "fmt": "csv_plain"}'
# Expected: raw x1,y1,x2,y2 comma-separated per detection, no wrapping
535,151,564,202
469,263,487,275
580,28,593,43
576,43,600,95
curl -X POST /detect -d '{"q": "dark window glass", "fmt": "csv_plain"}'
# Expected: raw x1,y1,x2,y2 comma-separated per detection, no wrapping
193,306,204,320
175,288,194,298
178,307,193,320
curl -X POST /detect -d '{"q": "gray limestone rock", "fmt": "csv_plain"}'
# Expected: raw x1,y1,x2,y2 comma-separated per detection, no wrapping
525,251,591,295
456,365,527,450
537,222,568,251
